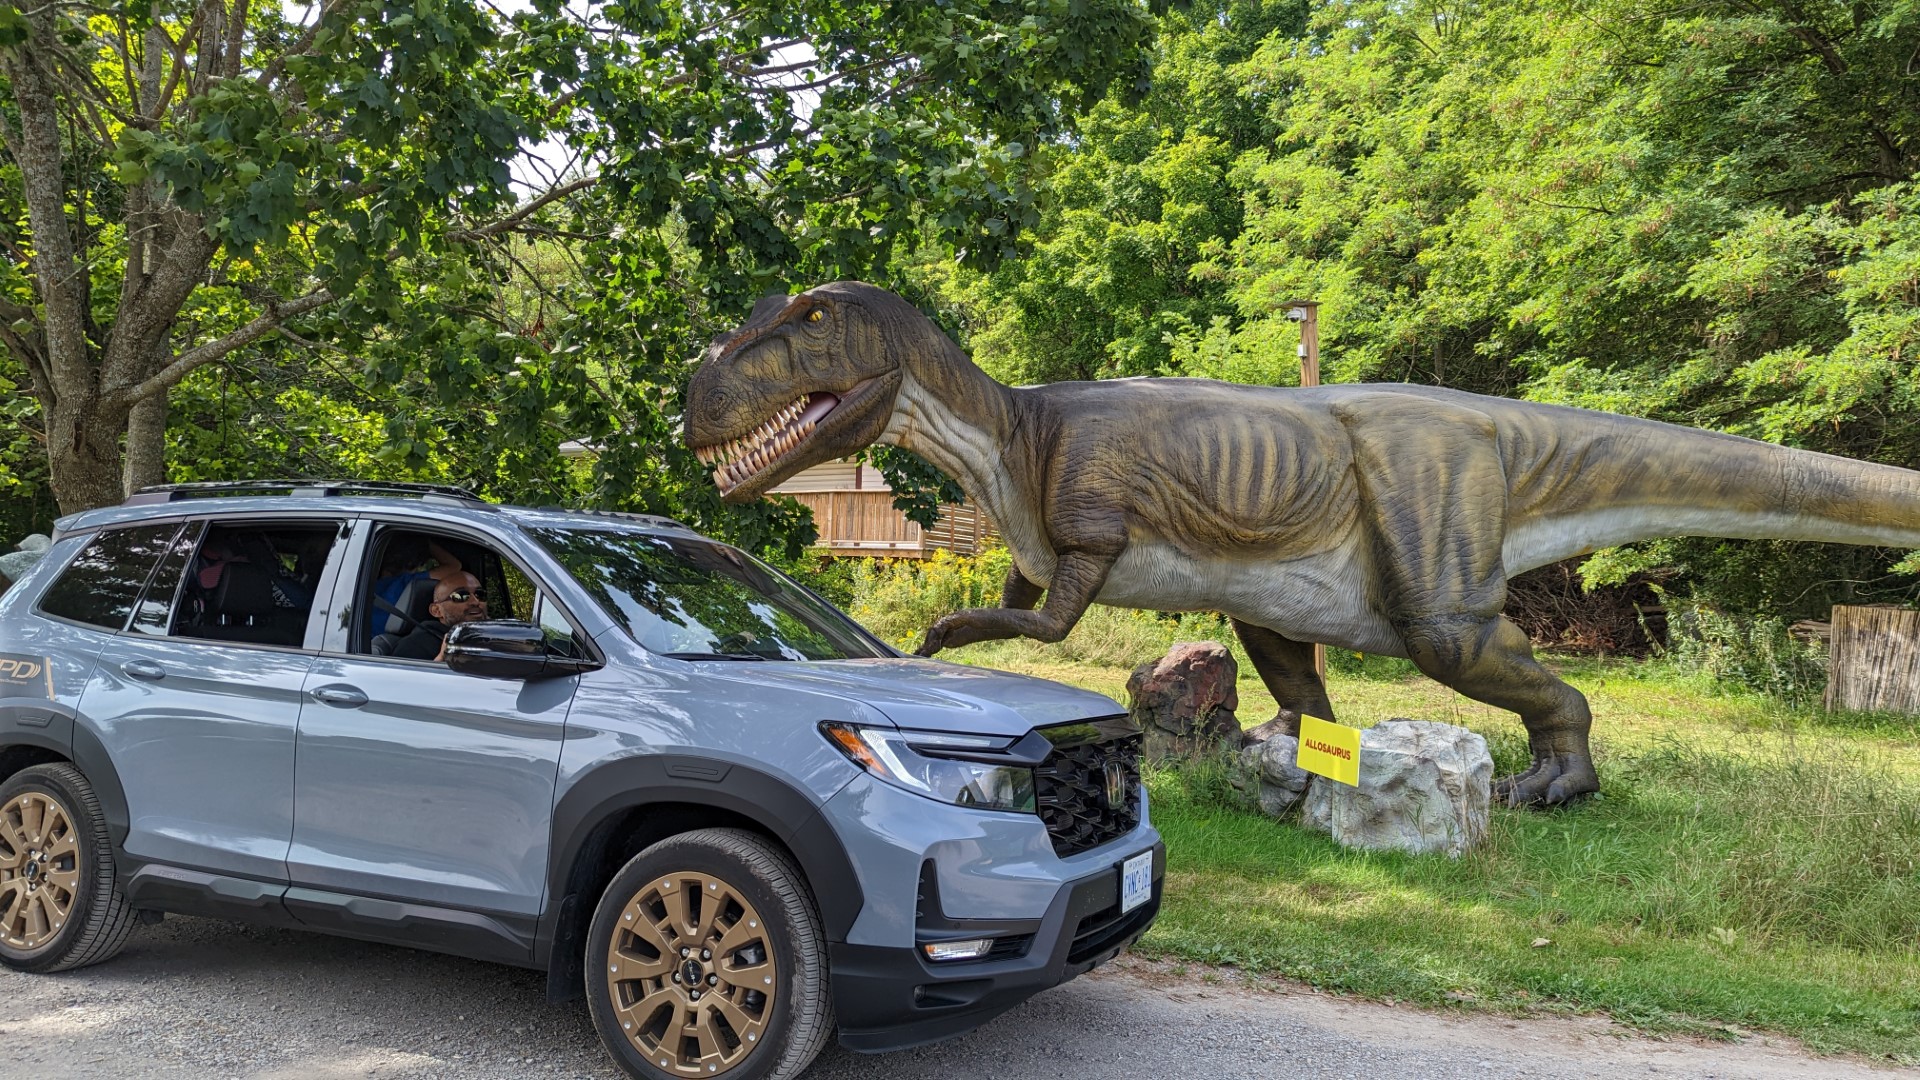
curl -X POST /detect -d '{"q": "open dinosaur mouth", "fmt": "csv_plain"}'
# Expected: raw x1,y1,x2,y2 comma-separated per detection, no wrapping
695,391,841,493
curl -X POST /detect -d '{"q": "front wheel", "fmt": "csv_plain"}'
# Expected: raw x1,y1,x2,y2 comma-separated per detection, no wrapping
585,828,833,1080
0,763,135,972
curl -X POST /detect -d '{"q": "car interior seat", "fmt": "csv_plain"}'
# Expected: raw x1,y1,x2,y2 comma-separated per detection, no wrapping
370,575,439,655
192,561,297,645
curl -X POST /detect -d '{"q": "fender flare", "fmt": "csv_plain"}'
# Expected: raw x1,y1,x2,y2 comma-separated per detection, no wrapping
536,754,863,994
70,724,133,852
0,721,131,854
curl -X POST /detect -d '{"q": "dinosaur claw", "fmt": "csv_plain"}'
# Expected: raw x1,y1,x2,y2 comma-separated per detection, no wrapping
914,627,947,657
1494,754,1599,808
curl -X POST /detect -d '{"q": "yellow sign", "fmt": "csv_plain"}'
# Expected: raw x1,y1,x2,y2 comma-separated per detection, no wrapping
1296,714,1361,787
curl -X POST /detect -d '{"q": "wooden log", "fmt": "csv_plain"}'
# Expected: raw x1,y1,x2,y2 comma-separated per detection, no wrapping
1826,604,1920,714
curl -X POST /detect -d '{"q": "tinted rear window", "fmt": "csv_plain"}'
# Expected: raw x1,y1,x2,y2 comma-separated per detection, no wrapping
37,523,182,631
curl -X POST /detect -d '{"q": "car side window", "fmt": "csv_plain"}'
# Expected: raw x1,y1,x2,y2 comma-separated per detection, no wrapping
361,528,523,657
36,522,182,631
129,521,207,636
534,594,588,659
172,522,342,648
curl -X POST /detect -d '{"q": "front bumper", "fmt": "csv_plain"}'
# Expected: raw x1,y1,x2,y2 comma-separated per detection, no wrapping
831,839,1166,1053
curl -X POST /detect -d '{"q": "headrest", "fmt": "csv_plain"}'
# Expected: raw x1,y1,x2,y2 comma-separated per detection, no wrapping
212,561,278,618
385,575,440,635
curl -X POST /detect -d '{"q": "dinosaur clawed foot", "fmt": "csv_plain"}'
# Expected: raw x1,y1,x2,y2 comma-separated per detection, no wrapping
1494,753,1599,808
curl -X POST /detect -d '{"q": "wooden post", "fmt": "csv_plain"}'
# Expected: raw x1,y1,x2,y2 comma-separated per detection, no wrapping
1288,301,1326,683
1827,604,1920,714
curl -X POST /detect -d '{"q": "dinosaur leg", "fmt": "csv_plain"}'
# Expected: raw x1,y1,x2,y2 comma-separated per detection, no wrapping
1332,395,1597,807
1397,613,1598,807
1230,619,1333,737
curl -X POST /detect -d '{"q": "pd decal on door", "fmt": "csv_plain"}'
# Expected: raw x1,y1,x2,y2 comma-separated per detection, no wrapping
0,654,53,699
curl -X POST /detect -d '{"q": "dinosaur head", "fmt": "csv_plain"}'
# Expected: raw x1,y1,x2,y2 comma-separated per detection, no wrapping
685,281,910,502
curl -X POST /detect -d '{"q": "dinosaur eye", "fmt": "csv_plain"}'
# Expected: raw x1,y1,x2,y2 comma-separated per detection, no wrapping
807,309,824,323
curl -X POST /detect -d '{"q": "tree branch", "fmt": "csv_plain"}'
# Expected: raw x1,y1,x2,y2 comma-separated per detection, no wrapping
0,12,93,397
223,0,250,80
112,288,335,404
258,0,348,89
445,177,597,243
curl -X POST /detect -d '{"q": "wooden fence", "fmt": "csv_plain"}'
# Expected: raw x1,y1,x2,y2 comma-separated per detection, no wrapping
785,490,997,557
1826,604,1920,714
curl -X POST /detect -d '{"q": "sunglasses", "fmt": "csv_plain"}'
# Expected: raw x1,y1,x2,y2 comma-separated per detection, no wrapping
440,587,487,603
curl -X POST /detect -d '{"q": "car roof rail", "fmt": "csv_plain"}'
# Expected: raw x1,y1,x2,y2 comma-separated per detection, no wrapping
125,480,494,509
532,506,690,530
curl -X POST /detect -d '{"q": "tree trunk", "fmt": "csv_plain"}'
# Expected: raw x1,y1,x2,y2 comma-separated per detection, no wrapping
123,390,169,495
45,394,131,514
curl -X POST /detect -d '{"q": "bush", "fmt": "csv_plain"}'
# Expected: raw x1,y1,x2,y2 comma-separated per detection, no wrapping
1662,602,1829,707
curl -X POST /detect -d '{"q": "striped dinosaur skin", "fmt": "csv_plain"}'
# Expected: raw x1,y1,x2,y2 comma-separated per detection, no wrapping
687,282,1920,806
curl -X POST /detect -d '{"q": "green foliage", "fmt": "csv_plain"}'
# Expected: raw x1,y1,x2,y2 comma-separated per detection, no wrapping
923,0,1920,617
2,0,1160,558
847,547,1017,651
1661,603,1832,707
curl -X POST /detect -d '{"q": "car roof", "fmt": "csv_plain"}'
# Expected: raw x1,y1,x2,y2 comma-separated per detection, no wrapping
55,484,696,543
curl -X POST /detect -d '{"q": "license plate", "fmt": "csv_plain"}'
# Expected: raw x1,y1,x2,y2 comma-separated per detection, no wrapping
1120,850,1153,913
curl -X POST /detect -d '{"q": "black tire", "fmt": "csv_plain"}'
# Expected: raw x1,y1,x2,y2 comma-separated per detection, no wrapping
0,763,135,973
586,827,833,1080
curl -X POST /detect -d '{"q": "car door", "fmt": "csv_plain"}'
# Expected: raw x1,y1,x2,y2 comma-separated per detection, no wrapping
80,515,349,882
288,521,580,919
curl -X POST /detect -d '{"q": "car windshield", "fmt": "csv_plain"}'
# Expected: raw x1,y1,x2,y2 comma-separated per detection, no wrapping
530,527,884,661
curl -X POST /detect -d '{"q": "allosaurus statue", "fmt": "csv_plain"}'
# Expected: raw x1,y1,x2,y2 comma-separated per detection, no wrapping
686,282,1920,805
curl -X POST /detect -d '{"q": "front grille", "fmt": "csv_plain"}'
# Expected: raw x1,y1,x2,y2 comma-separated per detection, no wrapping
1034,716,1143,858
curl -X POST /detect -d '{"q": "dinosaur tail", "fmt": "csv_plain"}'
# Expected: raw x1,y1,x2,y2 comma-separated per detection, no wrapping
1501,414,1920,573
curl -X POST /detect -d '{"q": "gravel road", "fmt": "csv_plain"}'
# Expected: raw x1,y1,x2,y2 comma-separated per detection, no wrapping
0,916,1902,1080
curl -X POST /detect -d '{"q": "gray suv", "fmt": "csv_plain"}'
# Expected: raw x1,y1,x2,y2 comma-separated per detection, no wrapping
0,481,1162,1079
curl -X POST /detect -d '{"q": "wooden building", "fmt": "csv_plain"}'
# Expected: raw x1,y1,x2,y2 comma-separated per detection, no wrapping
771,459,996,558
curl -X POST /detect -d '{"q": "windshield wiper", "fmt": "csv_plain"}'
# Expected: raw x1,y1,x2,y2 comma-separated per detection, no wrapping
663,651,771,661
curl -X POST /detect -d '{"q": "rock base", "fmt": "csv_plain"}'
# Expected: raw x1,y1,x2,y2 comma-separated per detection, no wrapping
1234,734,1312,817
1301,719,1492,856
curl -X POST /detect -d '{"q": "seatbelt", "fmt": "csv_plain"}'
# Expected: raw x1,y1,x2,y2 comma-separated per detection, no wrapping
371,593,417,633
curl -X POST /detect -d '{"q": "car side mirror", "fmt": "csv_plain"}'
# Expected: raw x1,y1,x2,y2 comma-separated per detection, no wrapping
444,620,600,680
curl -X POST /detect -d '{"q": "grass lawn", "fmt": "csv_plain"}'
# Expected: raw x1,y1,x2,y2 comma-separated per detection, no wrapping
943,640,1920,1062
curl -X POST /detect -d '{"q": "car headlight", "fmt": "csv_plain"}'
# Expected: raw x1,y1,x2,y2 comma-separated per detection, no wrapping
820,722,1039,813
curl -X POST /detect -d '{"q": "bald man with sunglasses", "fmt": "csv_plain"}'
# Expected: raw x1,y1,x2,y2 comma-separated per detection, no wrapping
391,572,491,662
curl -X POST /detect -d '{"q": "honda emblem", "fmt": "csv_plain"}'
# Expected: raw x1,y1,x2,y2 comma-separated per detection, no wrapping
1103,761,1128,810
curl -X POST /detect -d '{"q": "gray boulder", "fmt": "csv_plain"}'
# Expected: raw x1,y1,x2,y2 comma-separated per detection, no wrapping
0,534,50,588
1126,642,1241,762
1302,719,1492,856
1235,734,1312,816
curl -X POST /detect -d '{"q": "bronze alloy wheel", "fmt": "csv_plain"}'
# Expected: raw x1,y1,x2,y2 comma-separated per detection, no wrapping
605,870,779,1076
0,790,81,951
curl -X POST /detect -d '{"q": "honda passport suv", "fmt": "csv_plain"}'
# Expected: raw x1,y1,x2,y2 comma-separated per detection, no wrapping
0,481,1162,1079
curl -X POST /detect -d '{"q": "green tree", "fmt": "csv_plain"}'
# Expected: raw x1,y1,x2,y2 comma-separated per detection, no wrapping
927,0,1307,385
934,0,1920,616
1,0,1161,554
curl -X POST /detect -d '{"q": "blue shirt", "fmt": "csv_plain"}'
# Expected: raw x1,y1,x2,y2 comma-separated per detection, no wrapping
367,570,435,638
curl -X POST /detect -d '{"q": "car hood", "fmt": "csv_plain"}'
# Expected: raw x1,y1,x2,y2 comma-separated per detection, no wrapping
745,657,1126,737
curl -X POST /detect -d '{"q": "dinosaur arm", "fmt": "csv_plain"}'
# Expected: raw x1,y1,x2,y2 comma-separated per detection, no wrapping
1002,563,1044,610
915,546,1116,655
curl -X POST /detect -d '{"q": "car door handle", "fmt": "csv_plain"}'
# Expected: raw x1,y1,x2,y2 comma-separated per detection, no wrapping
309,685,368,708
123,660,166,681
